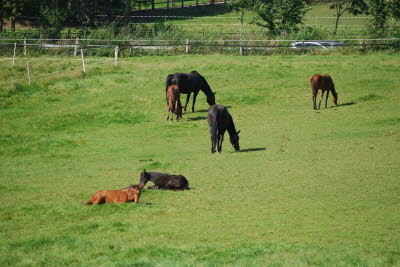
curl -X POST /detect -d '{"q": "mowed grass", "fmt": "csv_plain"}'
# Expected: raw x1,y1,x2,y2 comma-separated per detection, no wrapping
0,53,399,265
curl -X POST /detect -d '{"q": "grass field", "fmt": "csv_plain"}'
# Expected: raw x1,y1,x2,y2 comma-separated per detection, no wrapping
0,53,399,265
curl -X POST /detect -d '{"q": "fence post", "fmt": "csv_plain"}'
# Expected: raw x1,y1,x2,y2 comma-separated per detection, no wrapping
302,40,305,54
12,43,16,66
359,39,363,49
81,49,86,73
74,38,80,56
27,62,31,85
27,61,31,85
23,38,27,56
186,39,189,54
115,45,119,65
129,39,133,54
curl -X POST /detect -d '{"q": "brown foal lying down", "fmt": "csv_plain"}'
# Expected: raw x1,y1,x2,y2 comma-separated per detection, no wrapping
86,185,141,205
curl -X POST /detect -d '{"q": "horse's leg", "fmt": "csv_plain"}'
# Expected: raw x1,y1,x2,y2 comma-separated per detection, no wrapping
210,129,218,153
318,91,325,110
218,130,225,153
312,89,317,110
191,91,199,112
325,90,330,108
184,93,191,112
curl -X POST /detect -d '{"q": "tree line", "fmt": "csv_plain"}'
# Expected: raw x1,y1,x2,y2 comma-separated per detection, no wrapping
0,0,399,36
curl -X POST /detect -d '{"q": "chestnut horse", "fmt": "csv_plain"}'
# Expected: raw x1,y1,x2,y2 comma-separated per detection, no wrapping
166,84,182,121
310,74,338,110
86,185,141,205
208,104,240,153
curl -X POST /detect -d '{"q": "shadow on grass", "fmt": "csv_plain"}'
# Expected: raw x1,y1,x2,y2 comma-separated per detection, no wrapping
334,101,356,108
235,147,267,153
187,116,207,121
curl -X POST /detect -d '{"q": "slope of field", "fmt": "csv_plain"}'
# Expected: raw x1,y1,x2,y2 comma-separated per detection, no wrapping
0,53,399,265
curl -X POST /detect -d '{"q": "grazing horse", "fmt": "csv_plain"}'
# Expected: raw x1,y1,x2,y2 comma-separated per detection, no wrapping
139,169,189,190
166,71,216,112
310,74,338,110
208,104,240,153
86,185,141,205
166,84,182,121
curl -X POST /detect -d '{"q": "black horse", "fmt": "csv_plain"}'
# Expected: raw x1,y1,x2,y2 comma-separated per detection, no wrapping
208,104,240,153
166,71,216,112
139,170,189,190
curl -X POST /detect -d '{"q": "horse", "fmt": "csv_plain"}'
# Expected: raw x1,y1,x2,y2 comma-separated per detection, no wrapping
139,169,189,190
208,104,240,153
166,84,182,121
165,71,216,112
309,74,338,110
86,185,141,205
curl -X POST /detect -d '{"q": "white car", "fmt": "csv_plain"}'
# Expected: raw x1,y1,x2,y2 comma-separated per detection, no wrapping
290,41,343,49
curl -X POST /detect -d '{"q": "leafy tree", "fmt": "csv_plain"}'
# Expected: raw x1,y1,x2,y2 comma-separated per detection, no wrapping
388,0,400,20
253,0,312,35
365,0,389,35
228,0,257,38
329,0,368,35
3,0,24,31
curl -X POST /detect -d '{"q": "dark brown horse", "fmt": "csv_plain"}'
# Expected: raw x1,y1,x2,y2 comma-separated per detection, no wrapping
208,104,240,153
86,185,141,205
166,84,182,121
310,74,338,110
166,71,216,112
139,170,189,190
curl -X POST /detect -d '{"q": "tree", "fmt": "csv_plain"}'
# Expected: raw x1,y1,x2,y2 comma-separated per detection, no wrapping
3,0,24,31
253,0,312,34
228,0,257,39
365,0,389,34
0,0,4,31
329,0,368,35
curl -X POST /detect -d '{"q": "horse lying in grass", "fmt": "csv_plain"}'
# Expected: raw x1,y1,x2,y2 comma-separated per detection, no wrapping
310,74,338,110
166,84,182,121
139,169,189,190
165,70,216,112
86,185,141,205
208,104,240,153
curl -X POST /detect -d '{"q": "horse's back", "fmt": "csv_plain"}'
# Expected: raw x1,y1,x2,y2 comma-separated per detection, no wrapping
310,74,334,90
208,104,231,128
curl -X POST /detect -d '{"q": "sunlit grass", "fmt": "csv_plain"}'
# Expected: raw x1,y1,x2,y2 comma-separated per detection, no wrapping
0,53,399,265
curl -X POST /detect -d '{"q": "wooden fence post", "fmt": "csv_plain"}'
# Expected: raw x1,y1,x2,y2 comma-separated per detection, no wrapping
27,61,31,85
129,39,133,54
23,38,27,56
74,38,80,56
115,45,119,65
81,49,86,73
302,40,305,54
12,43,16,66
359,39,363,49
186,39,189,54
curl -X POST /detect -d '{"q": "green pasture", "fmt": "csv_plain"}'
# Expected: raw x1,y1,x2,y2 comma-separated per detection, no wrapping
0,53,399,265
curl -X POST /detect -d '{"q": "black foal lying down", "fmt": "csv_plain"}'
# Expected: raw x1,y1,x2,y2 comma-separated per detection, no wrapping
208,104,240,153
139,169,189,190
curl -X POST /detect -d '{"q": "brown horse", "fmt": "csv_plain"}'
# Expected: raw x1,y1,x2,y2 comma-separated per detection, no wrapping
310,74,338,110
86,185,141,205
166,84,182,121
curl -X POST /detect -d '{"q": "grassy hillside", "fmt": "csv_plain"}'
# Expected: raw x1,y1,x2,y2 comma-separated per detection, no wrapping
0,53,399,265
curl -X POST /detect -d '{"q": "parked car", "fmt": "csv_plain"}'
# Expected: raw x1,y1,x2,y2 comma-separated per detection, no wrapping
290,41,343,49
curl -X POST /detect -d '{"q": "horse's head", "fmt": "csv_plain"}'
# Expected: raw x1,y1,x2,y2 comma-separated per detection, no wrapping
127,185,141,204
207,92,216,106
332,91,338,105
139,169,151,189
230,130,241,151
